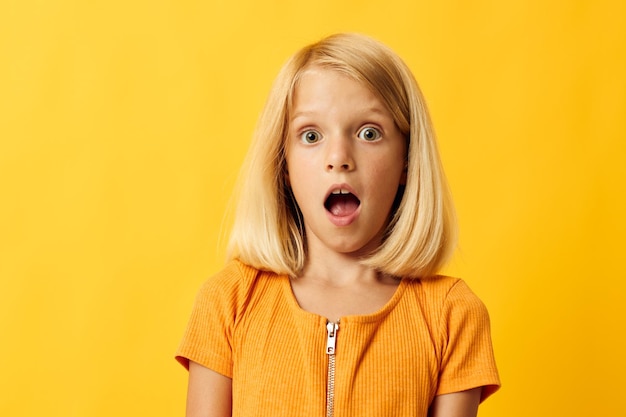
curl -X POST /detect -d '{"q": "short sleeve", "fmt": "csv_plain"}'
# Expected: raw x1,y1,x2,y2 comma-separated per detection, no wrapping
436,280,501,401
175,264,243,378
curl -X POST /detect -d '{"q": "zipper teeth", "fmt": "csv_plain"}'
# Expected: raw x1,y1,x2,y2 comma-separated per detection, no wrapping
326,353,336,417
326,321,339,417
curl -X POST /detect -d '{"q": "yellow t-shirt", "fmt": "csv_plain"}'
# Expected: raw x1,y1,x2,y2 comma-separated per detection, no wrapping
176,260,500,416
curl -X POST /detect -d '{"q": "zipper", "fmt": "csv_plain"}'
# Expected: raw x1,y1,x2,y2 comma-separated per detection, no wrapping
326,321,339,417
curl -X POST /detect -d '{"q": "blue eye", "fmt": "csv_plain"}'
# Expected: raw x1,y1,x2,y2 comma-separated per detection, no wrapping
358,127,382,141
301,130,321,144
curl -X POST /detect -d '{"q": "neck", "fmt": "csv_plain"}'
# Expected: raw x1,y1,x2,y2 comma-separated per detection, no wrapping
300,260,376,286
298,242,388,286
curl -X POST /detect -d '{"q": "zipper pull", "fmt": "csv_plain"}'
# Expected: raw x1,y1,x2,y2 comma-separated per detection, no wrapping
326,321,339,355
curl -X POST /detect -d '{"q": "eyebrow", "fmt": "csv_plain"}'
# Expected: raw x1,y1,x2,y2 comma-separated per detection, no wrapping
290,106,389,122
289,110,314,121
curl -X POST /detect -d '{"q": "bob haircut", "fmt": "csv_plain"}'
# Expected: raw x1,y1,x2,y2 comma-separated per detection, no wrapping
227,33,457,279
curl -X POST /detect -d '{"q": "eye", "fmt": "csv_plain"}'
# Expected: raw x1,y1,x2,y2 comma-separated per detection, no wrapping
358,127,382,141
300,130,322,144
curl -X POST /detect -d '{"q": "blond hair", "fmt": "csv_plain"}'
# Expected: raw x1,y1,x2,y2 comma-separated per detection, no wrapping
227,33,457,278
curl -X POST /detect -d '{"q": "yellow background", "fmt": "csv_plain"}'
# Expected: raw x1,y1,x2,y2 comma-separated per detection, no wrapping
1,0,625,416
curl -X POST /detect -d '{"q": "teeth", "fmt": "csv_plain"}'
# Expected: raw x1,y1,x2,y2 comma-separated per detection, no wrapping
331,189,349,195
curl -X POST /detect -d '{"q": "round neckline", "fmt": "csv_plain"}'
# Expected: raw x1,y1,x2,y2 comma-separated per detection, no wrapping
280,274,408,324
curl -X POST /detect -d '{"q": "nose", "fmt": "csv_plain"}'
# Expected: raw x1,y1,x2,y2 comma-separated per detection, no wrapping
325,136,355,172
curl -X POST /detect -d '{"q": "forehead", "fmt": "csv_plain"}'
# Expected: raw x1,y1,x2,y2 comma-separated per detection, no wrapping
290,67,386,115
294,65,367,93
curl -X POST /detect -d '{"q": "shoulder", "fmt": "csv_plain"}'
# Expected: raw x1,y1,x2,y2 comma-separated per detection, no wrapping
197,259,267,296
176,260,272,374
414,276,492,345
412,275,487,310
403,276,491,338
200,259,260,287
194,260,264,314
195,260,283,316
416,277,500,399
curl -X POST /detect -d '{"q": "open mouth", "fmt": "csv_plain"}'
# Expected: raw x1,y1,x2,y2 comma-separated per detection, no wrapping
324,189,361,217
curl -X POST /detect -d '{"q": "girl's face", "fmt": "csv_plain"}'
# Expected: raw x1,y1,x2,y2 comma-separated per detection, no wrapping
285,67,407,258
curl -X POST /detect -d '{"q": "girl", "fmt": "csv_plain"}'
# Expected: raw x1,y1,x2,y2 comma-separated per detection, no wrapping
176,33,500,417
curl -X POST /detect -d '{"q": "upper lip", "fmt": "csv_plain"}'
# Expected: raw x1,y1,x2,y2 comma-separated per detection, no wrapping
324,183,360,202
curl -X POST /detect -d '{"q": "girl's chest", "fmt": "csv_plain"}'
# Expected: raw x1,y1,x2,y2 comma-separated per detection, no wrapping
230,299,440,417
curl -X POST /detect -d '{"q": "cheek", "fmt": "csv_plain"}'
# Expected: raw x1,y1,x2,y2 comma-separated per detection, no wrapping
284,148,296,186
286,149,316,180
399,170,407,185
284,159,311,201
371,152,406,180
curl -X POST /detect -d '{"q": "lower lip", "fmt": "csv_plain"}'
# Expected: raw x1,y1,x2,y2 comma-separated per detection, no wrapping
326,207,360,227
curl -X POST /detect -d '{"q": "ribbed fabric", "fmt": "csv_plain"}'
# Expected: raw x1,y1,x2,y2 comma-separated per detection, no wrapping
176,260,500,416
